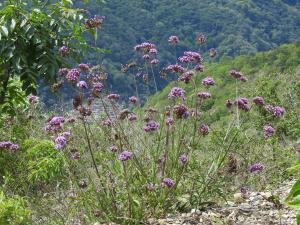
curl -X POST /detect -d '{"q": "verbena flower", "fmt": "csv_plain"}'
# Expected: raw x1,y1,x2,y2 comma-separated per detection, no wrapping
143,54,150,61
102,119,112,127
134,42,156,52
264,125,275,138
229,70,242,79
150,59,159,65
85,15,105,29
77,81,88,89
58,68,69,76
199,124,209,136
162,178,175,188
179,154,188,165
55,136,67,147
179,71,194,83
208,48,217,57
173,104,188,119
146,183,155,191
168,87,185,100
166,117,173,126
66,68,80,82
28,95,39,104
197,92,211,99
194,64,204,72
202,77,215,87
119,151,133,161
92,82,104,94
234,98,250,112
0,141,19,152
129,96,138,104
128,113,137,121
144,121,160,132
249,163,264,173
59,46,70,57
63,131,71,139
149,48,158,55
253,96,265,106
110,145,118,153
78,63,90,72
168,36,179,45
265,104,285,117
107,94,120,101
196,33,206,44
183,51,203,63
166,64,185,74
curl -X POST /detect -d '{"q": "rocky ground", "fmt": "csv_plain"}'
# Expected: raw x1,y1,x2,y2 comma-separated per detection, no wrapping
148,179,298,225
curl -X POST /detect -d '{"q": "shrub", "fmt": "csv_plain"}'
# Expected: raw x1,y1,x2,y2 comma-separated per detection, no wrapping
0,191,31,225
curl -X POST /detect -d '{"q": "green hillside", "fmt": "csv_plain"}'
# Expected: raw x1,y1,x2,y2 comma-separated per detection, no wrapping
76,0,300,96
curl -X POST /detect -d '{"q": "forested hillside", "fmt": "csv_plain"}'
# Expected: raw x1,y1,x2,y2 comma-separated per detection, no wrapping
74,0,300,96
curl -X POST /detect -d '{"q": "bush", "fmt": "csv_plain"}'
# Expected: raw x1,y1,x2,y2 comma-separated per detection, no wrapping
0,191,31,225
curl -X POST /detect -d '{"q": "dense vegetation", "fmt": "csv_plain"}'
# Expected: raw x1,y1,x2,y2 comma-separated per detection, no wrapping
0,0,300,224
73,0,300,97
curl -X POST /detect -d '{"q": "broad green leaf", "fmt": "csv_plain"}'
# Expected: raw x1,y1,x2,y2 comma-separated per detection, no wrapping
0,25,8,36
10,18,16,30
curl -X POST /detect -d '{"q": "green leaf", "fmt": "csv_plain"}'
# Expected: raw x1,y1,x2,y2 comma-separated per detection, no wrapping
0,25,8,36
10,18,16,31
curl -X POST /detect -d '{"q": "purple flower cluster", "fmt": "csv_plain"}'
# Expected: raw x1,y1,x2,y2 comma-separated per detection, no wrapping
202,77,215,87
45,116,65,133
58,68,69,76
149,48,158,55
173,104,188,119
165,64,185,74
264,125,275,139
179,71,194,83
59,46,70,57
249,163,265,173
234,98,250,112
162,178,175,188
168,36,179,45
55,136,67,150
66,68,80,82
102,119,112,127
144,120,160,132
78,63,90,72
168,87,185,100
199,124,209,136
85,15,105,29
119,151,133,161
110,145,118,153
179,154,188,165
107,94,120,101
28,95,39,104
77,81,88,89
197,92,211,99
253,96,265,106
183,51,203,63
134,42,156,52
165,117,173,126
196,33,206,44
128,113,137,121
265,105,285,118
194,64,204,72
229,70,247,82
143,54,150,61
129,96,138,104
208,48,217,58
0,141,19,152
150,59,159,65
92,82,104,94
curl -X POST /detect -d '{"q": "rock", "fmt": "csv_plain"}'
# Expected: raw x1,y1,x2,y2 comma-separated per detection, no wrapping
234,193,245,204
